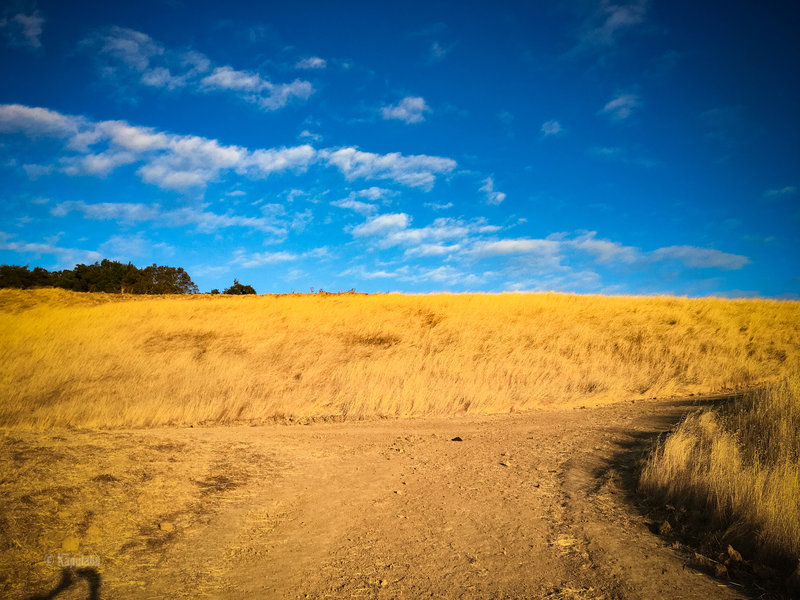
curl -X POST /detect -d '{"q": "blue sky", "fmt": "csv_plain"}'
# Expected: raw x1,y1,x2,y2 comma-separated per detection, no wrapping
1,1,798,296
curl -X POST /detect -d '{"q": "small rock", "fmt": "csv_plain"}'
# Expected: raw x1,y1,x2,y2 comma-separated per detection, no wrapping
727,545,743,563
159,521,175,532
379,579,388,587
499,461,510,467
61,536,80,552
451,437,463,442
658,520,672,535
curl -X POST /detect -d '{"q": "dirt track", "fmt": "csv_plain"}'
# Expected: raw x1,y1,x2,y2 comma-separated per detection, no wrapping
2,398,750,599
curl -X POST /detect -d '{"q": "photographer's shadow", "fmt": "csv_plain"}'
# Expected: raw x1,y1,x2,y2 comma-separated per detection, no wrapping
27,568,101,600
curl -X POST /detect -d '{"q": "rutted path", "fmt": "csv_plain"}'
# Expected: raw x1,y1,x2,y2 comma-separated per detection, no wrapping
1,399,747,599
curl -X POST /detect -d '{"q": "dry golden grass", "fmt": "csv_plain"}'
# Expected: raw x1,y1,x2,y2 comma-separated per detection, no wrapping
640,377,800,575
1,288,798,429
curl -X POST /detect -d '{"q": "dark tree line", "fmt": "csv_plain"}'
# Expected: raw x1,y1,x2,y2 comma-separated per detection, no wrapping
0,260,199,294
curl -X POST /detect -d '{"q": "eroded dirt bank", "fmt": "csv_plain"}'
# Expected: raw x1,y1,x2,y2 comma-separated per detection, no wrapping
1,399,751,599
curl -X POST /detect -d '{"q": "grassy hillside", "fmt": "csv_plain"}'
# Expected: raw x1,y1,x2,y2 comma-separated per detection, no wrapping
640,377,800,584
1,288,799,429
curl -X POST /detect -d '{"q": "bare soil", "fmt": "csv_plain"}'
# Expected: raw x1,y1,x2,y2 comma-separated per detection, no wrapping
1,398,757,599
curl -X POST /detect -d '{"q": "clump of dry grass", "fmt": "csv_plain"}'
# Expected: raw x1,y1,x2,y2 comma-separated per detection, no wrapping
0,288,798,429
640,377,800,578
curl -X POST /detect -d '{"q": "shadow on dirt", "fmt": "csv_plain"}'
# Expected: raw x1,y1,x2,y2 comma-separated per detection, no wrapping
26,568,101,600
595,394,795,600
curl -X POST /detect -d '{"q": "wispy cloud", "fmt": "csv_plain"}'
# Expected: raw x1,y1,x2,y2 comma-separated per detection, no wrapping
348,217,749,276
348,213,499,253
322,147,455,190
425,201,453,211
295,56,327,69
600,93,640,121
568,231,640,263
588,145,658,168
541,120,562,136
762,185,797,200
51,200,291,238
331,197,378,215
651,246,750,270
1,9,44,49
381,96,431,124
1,104,457,192
429,41,453,63
0,104,81,137
331,188,393,215
480,176,506,205
575,1,648,49
0,231,101,266
200,66,312,110
84,26,313,111
470,238,559,259
351,213,410,237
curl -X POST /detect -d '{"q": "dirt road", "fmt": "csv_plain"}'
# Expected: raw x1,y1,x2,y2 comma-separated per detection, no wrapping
1,398,749,599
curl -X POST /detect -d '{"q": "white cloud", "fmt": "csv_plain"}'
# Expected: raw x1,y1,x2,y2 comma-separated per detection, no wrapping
404,243,462,258
2,104,460,193
52,201,160,222
92,26,163,72
763,185,797,200
63,150,137,176
201,66,264,92
0,104,81,137
600,93,640,121
86,27,312,111
429,41,453,62
0,104,319,190
51,200,287,236
425,201,453,211
339,266,400,280
381,96,431,124
1,10,44,49
356,187,394,201
351,213,410,236
383,218,476,248
480,176,506,205
349,214,501,256
295,56,327,69
568,232,640,263
245,145,316,176
541,120,562,136
231,247,328,268
100,233,150,258
201,66,313,110
330,187,394,214
298,129,322,142
232,250,299,268
331,198,378,215
470,238,559,258
342,264,484,287
578,1,647,48
650,246,750,270
0,232,102,266
323,147,456,190
22,163,55,178
291,208,313,232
